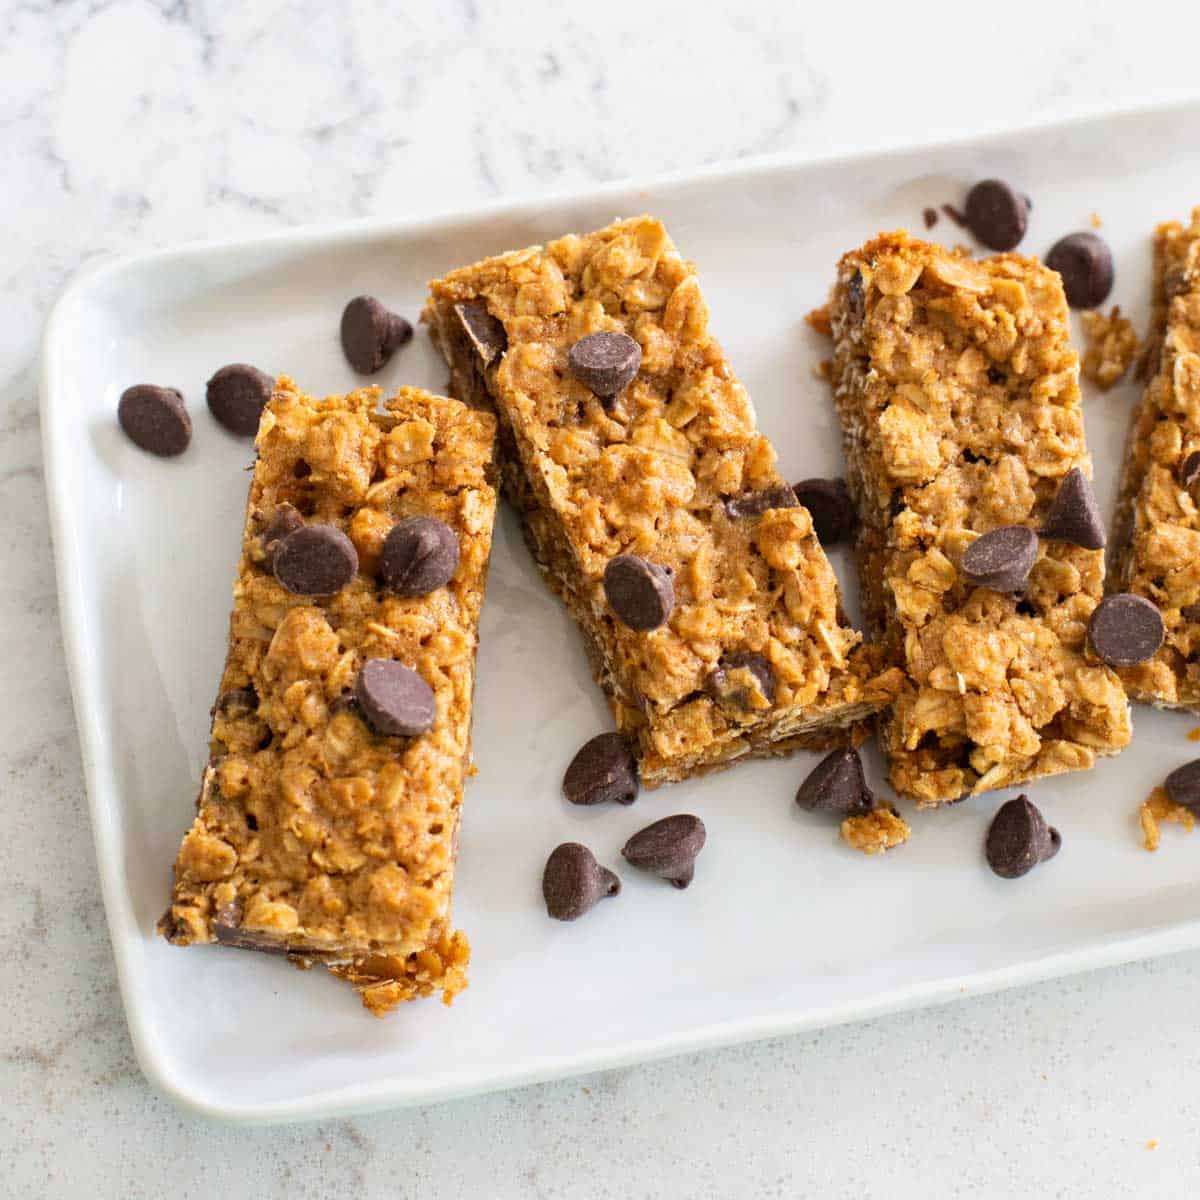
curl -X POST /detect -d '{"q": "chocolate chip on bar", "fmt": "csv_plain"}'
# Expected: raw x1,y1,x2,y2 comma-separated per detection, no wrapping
354,659,436,737
563,732,639,806
621,814,706,889
1164,760,1200,813
453,300,507,367
206,363,275,436
567,331,642,399
117,384,192,457
964,179,1029,251
1040,467,1106,550
706,651,776,714
1046,232,1114,309
213,686,258,719
603,554,674,631
985,795,1060,879
722,485,798,520
543,843,621,920
1179,451,1200,491
340,295,413,374
792,478,855,545
960,525,1038,592
1088,593,1164,667
381,516,460,596
795,747,873,816
272,524,358,595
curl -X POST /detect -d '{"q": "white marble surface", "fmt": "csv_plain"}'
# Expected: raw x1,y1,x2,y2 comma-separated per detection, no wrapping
5,0,1200,1194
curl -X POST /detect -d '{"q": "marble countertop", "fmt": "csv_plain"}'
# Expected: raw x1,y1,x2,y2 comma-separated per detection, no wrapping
4,1,1200,1195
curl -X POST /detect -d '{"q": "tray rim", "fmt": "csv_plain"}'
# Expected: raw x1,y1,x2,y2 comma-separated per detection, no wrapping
39,91,1200,1125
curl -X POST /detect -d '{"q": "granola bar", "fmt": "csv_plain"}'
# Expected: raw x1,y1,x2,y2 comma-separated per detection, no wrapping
1112,208,1200,710
158,378,497,1015
423,217,901,787
827,232,1130,805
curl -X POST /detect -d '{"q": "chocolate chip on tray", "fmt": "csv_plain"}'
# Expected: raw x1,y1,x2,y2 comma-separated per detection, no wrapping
964,179,1029,251
543,843,621,920
354,658,436,737
340,295,413,374
604,554,674,631
563,732,639,806
792,477,856,545
621,814,706,889
795,747,873,816
1045,232,1114,309
1040,467,1106,550
272,525,358,595
1088,593,1165,667
706,651,777,713
960,525,1039,592
985,795,1060,879
453,300,507,367
206,363,275,436
381,516,460,596
1164,759,1200,813
117,384,191,456
923,207,939,230
567,331,643,399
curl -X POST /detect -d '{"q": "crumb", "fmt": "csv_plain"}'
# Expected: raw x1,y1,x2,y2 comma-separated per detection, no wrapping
1187,727,1200,742
1146,1139,1159,1151
1081,306,1139,390
1090,212,1103,229
923,207,938,230
813,360,832,381
582,1086,591,1096
1139,785,1195,852
1040,1073,1048,1081
841,806,910,855
941,203,968,228
806,304,832,338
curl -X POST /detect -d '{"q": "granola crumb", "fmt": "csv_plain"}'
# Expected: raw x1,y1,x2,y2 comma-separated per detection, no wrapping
1090,211,1103,229
1146,1139,1159,1151
1081,305,1139,390
841,806,910,855
1187,726,1200,742
1139,785,1195,852
806,303,832,338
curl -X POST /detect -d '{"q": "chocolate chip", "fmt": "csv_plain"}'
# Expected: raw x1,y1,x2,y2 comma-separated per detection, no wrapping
563,732,639,806
567,332,642,399
960,525,1038,592
206,363,275,436
117,384,191,457
354,658,436,737
272,525,358,595
964,180,1029,251
621,814,706,889
1040,467,1106,550
542,843,620,920
846,271,865,323
795,747,872,816
1182,604,1200,624
922,207,938,230
723,485,798,520
603,554,674,632
261,504,304,556
381,516,460,596
213,686,258,719
1045,232,1114,309
706,651,776,713
1164,760,1200,813
453,300,507,367
340,295,413,374
985,795,1059,879
1180,451,1200,491
792,478,856,544
1088,593,1165,667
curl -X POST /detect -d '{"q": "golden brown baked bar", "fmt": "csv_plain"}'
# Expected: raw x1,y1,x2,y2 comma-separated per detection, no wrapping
1112,208,1200,709
423,216,901,787
827,232,1130,805
158,378,497,1015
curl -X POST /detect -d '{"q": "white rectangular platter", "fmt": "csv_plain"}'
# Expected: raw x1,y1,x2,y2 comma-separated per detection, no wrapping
41,99,1200,1123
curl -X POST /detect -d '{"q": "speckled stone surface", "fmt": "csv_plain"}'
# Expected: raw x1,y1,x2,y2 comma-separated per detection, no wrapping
4,1,1200,1195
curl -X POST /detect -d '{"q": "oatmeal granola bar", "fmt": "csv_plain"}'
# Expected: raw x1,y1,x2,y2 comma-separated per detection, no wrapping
158,378,497,1015
423,216,901,787
1112,208,1200,710
827,232,1130,805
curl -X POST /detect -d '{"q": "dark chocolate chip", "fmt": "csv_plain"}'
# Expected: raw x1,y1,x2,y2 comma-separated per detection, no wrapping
453,300,507,367
846,271,865,322
795,747,872,816
1045,232,1114,309
922,207,938,230
1088,593,1165,667
621,814,706,889
1165,759,1200,813
117,384,191,457
1180,451,1200,491
340,295,413,374
1040,467,1106,550
354,658,436,737
567,331,642,399
1181,604,1200,624
206,363,275,436
985,795,1059,879
261,504,304,555
603,554,674,632
723,485,798,520
272,524,358,595
964,180,1029,251
542,843,620,920
960,525,1039,592
381,516,460,596
563,732,639,806
792,478,856,545
706,651,776,713
214,686,258,719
